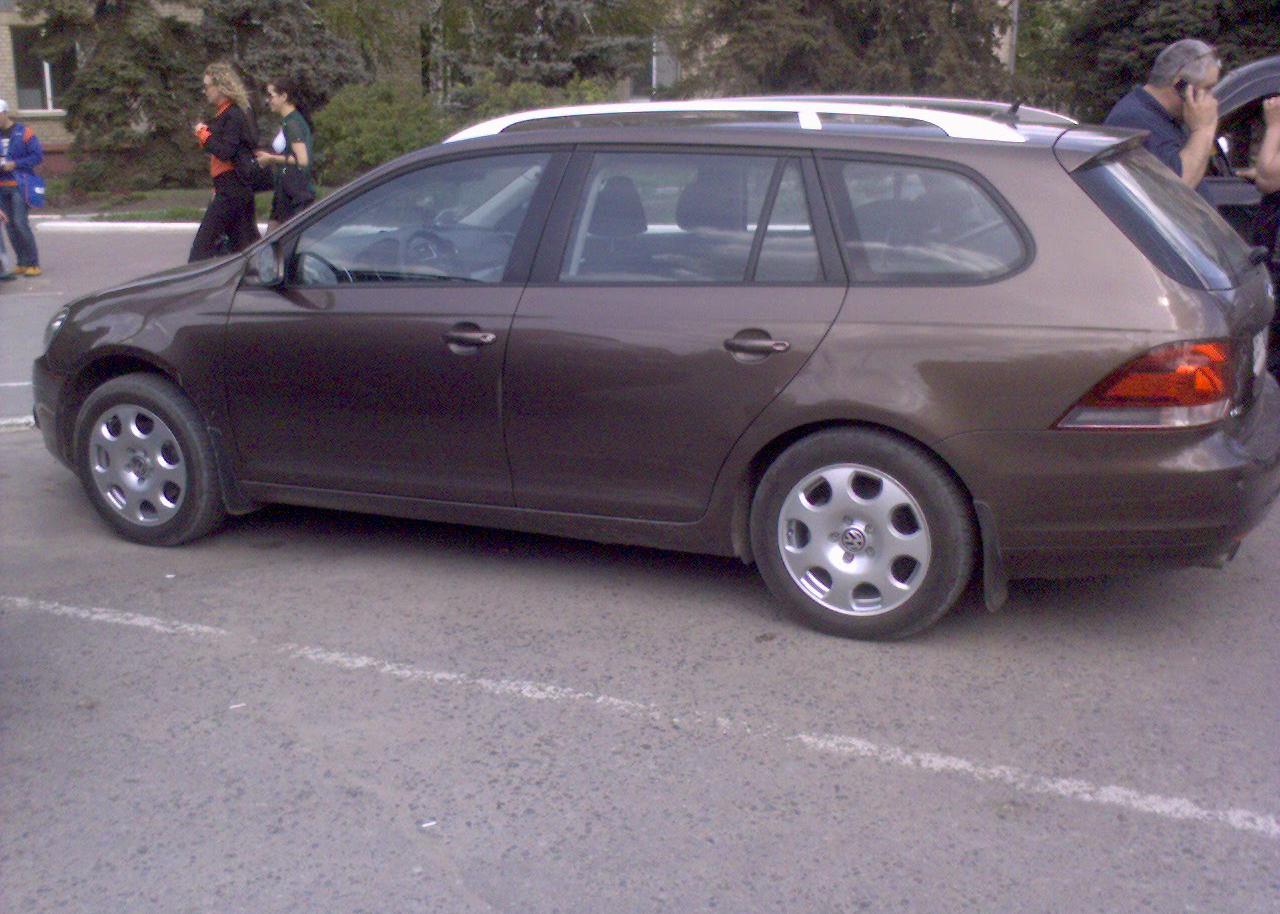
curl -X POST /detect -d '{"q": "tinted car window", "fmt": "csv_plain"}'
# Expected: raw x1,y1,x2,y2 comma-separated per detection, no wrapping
560,152,777,282
293,153,550,285
1073,147,1254,290
824,159,1026,282
755,160,822,282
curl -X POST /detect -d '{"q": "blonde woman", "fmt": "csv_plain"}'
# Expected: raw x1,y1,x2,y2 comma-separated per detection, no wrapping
189,62,261,262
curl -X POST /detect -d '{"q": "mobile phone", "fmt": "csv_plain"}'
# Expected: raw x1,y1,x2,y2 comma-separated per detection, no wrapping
1174,78,1190,95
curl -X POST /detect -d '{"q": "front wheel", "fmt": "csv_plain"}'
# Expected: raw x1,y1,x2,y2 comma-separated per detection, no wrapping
751,429,975,639
73,374,226,546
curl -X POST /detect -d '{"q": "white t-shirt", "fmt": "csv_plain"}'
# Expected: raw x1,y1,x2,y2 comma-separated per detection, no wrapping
271,129,286,154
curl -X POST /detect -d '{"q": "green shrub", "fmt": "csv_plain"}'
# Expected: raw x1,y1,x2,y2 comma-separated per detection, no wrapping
313,82,451,186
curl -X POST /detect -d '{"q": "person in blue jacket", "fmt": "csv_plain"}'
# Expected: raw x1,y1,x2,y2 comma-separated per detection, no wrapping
0,98,42,276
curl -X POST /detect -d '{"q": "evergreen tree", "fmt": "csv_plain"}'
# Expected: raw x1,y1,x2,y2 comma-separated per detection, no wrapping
1061,0,1280,121
200,0,369,115
675,0,1012,97
19,0,207,192
453,0,650,88
314,0,428,83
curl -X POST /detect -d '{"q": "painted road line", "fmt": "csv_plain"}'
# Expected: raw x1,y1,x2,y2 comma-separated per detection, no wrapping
0,417,35,431
0,382,32,388
790,732,1280,841
3,592,1277,842
1,596,231,638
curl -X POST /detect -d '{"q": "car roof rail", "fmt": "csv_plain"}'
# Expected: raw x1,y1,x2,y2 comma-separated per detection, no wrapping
445,99,1030,144
756,95,1078,127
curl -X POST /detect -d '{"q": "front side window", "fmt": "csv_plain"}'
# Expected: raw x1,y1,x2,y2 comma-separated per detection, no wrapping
824,159,1027,282
292,152,550,285
560,151,780,283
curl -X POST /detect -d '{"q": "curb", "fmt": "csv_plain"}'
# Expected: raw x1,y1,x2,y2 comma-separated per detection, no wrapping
34,220,269,232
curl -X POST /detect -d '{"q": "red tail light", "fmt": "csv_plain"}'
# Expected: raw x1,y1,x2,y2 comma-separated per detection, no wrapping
1058,340,1236,429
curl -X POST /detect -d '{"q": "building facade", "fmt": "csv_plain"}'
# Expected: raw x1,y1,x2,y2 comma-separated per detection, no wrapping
0,1,74,173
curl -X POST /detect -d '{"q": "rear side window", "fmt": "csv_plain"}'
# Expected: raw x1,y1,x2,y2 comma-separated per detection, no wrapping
1073,147,1253,290
822,159,1027,283
559,151,779,283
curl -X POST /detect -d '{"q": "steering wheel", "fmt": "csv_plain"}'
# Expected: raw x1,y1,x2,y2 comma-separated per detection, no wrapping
404,230,458,268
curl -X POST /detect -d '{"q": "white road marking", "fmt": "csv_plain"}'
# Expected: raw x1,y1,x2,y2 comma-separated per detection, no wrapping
0,381,32,388
4,592,1277,841
278,643,657,716
0,416,35,431
1,596,230,638
791,733,1280,840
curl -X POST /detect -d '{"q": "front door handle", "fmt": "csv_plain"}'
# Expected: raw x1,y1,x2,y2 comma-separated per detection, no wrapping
443,326,497,347
724,337,791,355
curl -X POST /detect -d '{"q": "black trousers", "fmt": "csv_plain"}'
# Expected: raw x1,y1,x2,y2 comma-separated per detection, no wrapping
189,176,259,262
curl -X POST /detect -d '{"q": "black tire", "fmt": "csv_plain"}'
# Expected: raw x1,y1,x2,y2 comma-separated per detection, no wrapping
750,428,975,639
73,373,226,546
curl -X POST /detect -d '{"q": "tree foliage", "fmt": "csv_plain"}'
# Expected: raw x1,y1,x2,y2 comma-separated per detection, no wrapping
314,0,427,82
18,0,206,191
200,0,369,114
446,0,651,88
674,0,1012,97
1058,0,1280,121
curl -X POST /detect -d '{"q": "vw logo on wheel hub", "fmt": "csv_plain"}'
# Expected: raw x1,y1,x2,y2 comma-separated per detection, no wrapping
839,526,867,553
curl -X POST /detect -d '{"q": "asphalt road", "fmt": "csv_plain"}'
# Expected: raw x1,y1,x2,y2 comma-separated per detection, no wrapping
1,223,1278,913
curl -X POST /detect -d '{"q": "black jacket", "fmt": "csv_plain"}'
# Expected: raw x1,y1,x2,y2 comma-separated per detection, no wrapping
202,103,258,190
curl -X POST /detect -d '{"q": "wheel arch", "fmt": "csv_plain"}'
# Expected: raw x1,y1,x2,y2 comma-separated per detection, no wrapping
729,418,1001,606
60,351,256,516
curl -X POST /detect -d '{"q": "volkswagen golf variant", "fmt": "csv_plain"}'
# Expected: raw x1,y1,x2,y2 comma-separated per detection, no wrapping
32,99,1280,639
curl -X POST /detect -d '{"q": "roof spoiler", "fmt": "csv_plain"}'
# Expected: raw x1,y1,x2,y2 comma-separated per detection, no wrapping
1052,127,1148,173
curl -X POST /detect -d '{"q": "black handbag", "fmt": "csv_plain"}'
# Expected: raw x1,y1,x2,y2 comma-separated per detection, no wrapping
280,165,315,208
237,153,275,193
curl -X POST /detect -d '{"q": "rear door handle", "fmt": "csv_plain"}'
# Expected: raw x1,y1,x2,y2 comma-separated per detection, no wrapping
724,337,790,355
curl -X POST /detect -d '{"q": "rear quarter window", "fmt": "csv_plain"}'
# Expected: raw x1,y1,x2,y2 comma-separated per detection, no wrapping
820,158,1028,284
1072,147,1254,290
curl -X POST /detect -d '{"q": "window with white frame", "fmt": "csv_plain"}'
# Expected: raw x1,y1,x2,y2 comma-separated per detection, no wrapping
10,26,75,111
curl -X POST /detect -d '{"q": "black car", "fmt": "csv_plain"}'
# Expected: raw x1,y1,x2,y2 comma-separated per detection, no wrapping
1204,54,1280,374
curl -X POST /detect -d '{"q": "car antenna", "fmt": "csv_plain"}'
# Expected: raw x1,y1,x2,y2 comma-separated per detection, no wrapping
995,98,1023,124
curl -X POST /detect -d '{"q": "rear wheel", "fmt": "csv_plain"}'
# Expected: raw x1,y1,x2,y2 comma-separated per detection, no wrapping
751,428,975,639
73,374,226,546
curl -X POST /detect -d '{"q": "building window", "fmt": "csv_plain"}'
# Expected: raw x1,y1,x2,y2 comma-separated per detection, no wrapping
11,27,75,111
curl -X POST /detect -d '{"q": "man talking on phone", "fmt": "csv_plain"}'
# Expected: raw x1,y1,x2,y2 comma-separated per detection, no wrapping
1104,39,1221,189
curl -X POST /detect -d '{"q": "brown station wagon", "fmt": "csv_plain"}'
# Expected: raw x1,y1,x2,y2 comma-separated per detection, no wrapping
32,99,1280,639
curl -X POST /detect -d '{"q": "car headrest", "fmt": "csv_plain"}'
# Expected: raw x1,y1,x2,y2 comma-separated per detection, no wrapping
588,176,647,238
676,170,744,232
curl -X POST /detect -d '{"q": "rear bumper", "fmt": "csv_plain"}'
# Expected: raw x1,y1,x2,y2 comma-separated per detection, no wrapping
940,375,1280,579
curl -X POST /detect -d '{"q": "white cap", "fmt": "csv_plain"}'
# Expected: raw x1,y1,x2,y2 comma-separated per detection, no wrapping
0,99,8,113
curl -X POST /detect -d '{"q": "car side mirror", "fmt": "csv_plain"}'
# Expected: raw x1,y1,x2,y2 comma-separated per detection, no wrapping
251,243,284,287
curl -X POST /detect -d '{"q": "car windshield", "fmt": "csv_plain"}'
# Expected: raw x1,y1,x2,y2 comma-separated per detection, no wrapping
1075,147,1254,290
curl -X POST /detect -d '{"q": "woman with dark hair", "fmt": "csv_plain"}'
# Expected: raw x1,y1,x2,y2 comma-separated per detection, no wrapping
189,62,260,262
255,77,316,229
